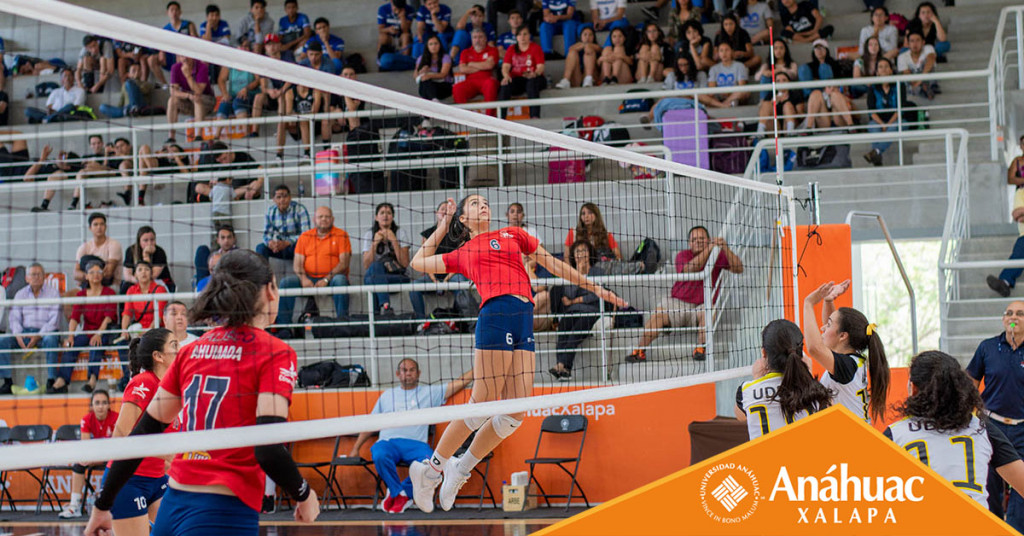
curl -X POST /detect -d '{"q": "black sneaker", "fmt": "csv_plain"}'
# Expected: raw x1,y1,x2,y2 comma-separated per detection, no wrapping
0,379,12,395
544,51,564,61
819,25,834,39
116,190,132,206
625,349,646,363
988,275,1012,298
261,495,276,514
30,206,48,212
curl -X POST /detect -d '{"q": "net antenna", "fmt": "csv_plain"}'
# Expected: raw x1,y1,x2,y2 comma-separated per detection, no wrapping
0,0,798,470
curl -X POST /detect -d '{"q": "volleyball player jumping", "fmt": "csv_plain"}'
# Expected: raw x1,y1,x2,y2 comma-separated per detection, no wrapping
803,280,891,424
408,195,626,512
100,328,178,536
85,250,319,536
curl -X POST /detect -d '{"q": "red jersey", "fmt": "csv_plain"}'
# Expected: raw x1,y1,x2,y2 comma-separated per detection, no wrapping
503,43,544,77
160,325,298,512
460,46,498,81
123,284,167,329
671,249,730,304
114,370,167,478
443,226,539,306
80,409,119,439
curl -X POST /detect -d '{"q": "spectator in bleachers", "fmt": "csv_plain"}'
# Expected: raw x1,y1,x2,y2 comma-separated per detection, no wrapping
592,0,628,47
624,225,743,363
0,35,6,90
99,61,156,119
413,0,455,60
149,1,198,87
81,136,140,207
298,40,337,74
290,84,325,157
676,20,714,72
756,38,798,103
122,226,175,293
554,25,599,89
164,301,198,346
277,206,352,326
667,0,700,44
756,71,798,136
195,224,237,290
301,17,345,72
700,42,749,108
799,39,854,131
216,41,262,135
166,56,216,142
907,1,949,62
416,35,454,101
598,27,633,86
74,212,123,288
0,130,32,181
0,263,61,395
858,6,899,61
327,66,363,135
863,58,905,167
200,4,232,46
486,0,532,36
280,0,313,61
0,84,8,127
778,0,832,43
851,35,883,98
256,34,296,145
25,69,85,124
500,27,546,118
26,145,85,212
195,140,265,200
117,262,168,376
538,0,578,60
410,201,469,320
548,240,617,381
348,360,472,514
11,55,63,77
898,29,938,100
237,0,275,54
715,13,760,72
362,202,411,315
77,36,113,94
58,389,117,518
450,4,495,65
565,202,620,260
64,260,116,394
257,184,310,261
986,137,1024,297
378,0,416,71
136,141,192,186
495,9,523,58
736,0,774,45
113,41,150,84
649,53,707,129
452,28,499,115
635,23,671,84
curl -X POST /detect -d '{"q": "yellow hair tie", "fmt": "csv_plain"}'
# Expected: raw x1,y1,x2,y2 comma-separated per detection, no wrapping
866,323,877,337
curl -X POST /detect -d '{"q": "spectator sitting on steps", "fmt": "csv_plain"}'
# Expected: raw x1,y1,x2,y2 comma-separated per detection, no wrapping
986,135,1024,298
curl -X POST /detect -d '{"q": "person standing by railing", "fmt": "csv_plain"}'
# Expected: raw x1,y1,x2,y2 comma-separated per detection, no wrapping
65,260,117,394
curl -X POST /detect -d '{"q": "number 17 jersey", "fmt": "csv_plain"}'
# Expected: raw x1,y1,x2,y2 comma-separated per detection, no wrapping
160,325,298,512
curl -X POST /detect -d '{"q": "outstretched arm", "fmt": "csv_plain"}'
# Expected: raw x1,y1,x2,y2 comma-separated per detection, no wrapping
803,281,837,374
410,197,456,275
530,245,627,308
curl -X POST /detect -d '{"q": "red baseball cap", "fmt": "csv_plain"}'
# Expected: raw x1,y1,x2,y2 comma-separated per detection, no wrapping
264,33,281,44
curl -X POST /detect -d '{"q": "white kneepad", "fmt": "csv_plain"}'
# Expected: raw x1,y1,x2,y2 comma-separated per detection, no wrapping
491,414,522,439
464,415,489,431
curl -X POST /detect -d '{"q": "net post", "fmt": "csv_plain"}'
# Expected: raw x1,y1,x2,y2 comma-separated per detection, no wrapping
598,297,609,382
367,290,377,365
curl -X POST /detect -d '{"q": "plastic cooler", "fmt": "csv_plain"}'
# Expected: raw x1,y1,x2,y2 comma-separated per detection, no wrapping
314,149,341,195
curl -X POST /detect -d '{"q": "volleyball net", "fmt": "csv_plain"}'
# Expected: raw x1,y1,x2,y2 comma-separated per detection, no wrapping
0,0,797,472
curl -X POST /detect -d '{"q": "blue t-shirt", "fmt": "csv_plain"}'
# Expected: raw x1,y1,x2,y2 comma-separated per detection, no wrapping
497,31,516,51
373,384,448,443
302,34,345,55
542,0,575,16
0,37,6,54
967,333,1024,420
163,20,193,35
464,21,497,43
378,2,413,28
416,4,453,34
198,19,231,44
299,58,339,75
279,13,311,45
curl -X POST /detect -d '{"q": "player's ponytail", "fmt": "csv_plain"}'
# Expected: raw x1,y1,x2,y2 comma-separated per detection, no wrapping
447,195,473,247
191,249,275,326
898,350,983,432
762,319,833,421
837,307,890,424
128,328,173,377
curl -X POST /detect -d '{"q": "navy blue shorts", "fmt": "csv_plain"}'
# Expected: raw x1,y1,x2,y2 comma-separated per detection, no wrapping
101,472,167,520
152,488,259,536
475,295,535,352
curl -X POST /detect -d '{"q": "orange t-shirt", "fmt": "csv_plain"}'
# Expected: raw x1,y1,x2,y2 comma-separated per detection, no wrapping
295,227,352,279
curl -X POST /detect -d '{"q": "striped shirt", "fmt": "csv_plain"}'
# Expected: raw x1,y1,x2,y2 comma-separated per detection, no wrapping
262,201,311,245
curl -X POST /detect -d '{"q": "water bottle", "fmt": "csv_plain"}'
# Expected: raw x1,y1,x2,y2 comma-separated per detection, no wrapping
298,179,306,197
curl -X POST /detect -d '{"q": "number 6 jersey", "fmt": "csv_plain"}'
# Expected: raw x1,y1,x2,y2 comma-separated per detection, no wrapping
886,416,1020,507
160,325,298,512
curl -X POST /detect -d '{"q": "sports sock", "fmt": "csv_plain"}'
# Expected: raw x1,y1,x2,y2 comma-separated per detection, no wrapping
68,492,82,508
456,451,481,474
428,452,449,473
756,123,766,134
40,198,50,209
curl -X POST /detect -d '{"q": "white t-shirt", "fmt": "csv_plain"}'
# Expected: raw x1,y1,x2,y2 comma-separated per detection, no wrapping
739,3,774,36
361,228,412,255
46,86,86,111
181,332,200,346
897,45,936,74
858,24,899,54
592,0,626,21
373,383,448,443
522,224,543,245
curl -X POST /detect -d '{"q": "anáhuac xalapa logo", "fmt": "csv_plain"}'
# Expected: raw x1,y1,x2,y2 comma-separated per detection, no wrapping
699,462,761,523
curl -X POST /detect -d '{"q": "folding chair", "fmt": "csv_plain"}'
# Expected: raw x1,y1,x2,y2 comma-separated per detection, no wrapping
524,415,590,511
37,424,81,513
320,436,383,510
454,432,498,510
4,425,55,512
0,427,13,511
